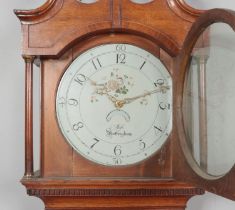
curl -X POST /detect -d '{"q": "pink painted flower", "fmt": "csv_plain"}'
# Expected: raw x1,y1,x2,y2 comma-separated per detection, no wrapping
107,80,120,91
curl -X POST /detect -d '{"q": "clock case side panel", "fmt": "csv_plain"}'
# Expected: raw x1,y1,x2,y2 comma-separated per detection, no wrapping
40,33,173,178
174,9,235,200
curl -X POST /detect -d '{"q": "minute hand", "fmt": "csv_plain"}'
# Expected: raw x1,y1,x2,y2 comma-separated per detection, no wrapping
121,85,170,105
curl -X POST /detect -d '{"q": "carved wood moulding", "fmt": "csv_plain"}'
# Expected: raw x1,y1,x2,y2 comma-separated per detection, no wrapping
27,187,204,197
22,177,205,197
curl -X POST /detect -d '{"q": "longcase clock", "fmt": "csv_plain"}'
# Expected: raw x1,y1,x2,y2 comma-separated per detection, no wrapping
15,0,235,209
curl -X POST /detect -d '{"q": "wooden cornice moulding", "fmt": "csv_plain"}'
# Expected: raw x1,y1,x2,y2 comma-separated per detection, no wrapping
167,0,204,22
14,0,63,23
13,0,204,24
21,177,204,197
14,0,205,57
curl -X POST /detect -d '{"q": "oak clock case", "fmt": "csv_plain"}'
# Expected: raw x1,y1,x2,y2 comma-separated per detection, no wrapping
15,0,235,209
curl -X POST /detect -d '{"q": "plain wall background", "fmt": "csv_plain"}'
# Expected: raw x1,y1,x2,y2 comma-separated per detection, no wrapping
0,0,235,209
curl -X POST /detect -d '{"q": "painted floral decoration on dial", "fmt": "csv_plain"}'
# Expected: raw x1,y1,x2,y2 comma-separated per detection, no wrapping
90,68,135,104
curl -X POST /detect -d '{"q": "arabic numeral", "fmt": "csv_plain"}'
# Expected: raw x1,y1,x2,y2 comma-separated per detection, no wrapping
73,122,84,131
74,74,86,85
90,138,100,149
139,61,146,70
154,79,165,87
154,125,163,133
113,157,122,165
116,44,126,52
58,97,78,107
159,102,171,110
58,97,66,107
91,58,102,70
68,98,78,106
116,53,126,64
139,139,146,150
114,145,122,156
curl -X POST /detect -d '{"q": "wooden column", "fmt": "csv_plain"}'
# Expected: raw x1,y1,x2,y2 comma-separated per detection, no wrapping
23,55,35,177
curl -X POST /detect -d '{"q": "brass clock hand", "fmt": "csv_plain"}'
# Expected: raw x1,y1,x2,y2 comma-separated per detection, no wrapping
95,89,118,104
115,85,170,108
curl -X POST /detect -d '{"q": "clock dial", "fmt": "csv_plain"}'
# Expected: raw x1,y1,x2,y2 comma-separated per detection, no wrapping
56,44,172,166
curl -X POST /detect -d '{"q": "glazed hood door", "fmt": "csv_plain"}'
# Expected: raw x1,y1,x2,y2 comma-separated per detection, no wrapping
174,9,235,200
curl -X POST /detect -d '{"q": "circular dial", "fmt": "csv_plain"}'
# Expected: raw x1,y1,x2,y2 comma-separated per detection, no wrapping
56,44,172,166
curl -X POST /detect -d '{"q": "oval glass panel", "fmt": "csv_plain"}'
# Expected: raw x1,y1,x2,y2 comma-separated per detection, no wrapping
183,23,235,177
131,0,154,4
78,0,98,4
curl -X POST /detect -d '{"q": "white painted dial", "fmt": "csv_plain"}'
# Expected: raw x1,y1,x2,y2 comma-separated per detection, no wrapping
56,44,172,166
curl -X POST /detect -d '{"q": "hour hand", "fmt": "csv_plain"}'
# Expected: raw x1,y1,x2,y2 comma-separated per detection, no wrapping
89,79,118,106
95,89,117,104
